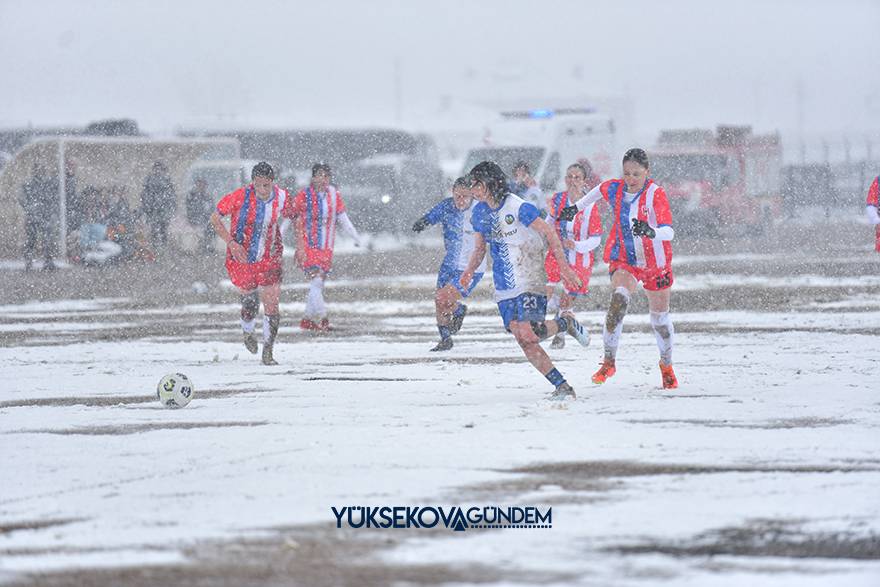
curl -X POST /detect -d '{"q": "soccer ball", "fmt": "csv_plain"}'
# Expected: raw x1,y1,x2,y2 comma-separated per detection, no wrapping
157,373,194,408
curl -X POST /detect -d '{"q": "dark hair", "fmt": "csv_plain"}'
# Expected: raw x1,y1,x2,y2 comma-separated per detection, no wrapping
512,160,530,174
453,176,469,189
622,148,649,169
251,161,275,180
312,162,331,177
468,161,508,200
566,163,588,178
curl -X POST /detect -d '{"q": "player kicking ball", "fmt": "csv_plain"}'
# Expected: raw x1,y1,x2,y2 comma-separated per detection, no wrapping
412,177,486,351
459,161,590,401
210,162,294,366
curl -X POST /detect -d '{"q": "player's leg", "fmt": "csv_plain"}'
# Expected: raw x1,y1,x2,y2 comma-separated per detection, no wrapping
239,287,260,355
302,268,326,330
593,268,638,384
510,320,575,400
259,278,281,366
646,283,677,388
432,284,460,351
550,291,572,348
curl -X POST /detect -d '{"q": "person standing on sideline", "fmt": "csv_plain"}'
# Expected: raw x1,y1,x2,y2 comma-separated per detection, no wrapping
210,162,294,366
412,177,486,351
459,161,591,401
866,175,880,252
291,163,361,332
140,161,177,250
544,163,603,349
19,163,60,271
559,148,678,389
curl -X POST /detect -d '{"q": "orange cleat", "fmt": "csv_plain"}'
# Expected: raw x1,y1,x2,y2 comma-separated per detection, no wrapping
659,362,678,389
591,359,616,384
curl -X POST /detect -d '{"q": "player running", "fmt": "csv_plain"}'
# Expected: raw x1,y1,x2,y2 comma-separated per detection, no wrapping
412,177,486,351
544,163,603,349
210,162,293,366
866,175,880,252
291,163,361,332
559,148,678,389
459,161,590,401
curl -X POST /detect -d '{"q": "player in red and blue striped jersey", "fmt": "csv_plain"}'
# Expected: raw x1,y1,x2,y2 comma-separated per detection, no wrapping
866,175,880,252
211,162,294,366
560,148,678,389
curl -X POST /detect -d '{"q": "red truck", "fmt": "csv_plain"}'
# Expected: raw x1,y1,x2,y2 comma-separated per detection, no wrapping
649,125,783,236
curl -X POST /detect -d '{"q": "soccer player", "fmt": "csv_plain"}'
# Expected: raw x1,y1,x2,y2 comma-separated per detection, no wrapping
558,148,678,389
459,161,591,401
866,175,880,252
511,160,547,218
291,163,361,332
412,177,486,351
544,163,603,349
210,162,293,366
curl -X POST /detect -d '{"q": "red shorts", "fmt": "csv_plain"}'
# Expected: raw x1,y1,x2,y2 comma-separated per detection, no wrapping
226,258,282,290
545,253,593,296
299,247,333,274
608,260,673,291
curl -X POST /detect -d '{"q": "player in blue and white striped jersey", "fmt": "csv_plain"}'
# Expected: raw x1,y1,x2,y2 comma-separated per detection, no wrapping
412,177,487,351
459,162,591,401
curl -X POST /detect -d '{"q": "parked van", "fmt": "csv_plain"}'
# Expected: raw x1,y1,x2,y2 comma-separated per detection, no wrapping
461,108,617,192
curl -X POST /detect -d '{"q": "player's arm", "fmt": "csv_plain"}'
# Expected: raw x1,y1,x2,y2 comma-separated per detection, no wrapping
530,217,582,289
559,185,603,220
459,233,487,290
210,210,247,263
570,234,601,253
413,200,446,233
337,211,362,246
632,188,674,240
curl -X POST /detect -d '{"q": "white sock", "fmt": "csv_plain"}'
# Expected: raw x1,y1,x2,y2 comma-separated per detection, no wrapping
305,277,326,319
603,287,630,360
650,311,674,365
262,315,270,343
241,318,256,333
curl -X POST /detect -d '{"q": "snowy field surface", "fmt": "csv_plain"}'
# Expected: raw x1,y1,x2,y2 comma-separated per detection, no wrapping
1,229,879,586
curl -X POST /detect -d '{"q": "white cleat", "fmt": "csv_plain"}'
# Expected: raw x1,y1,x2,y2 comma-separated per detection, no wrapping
563,313,590,347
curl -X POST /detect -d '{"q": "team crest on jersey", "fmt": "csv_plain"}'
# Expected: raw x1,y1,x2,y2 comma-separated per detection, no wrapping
505,214,515,225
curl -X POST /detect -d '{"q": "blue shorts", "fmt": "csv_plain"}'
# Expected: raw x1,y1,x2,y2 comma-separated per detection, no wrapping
497,292,548,331
437,266,483,298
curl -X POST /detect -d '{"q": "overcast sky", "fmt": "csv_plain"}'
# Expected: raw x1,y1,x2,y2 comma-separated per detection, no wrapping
1,0,878,144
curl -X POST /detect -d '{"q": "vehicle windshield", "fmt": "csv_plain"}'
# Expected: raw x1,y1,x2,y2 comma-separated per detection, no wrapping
462,147,545,178
337,164,396,199
651,154,732,188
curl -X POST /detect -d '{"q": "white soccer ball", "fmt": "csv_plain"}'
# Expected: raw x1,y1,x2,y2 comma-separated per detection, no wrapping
157,373,194,408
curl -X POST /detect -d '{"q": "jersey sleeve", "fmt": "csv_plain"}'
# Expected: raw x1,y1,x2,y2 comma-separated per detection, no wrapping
652,187,673,226
335,189,347,214
215,188,241,216
517,201,541,227
470,203,492,237
868,177,880,207
424,199,450,225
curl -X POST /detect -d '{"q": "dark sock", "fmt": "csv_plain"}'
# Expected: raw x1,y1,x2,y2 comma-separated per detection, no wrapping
453,304,466,318
554,316,569,333
545,368,566,387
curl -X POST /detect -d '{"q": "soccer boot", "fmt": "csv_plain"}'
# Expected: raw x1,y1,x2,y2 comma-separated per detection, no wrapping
549,332,566,349
591,359,616,384
449,304,468,335
562,313,590,347
300,318,319,331
261,344,278,366
243,330,259,354
548,382,576,401
659,362,678,389
318,317,332,332
430,337,453,352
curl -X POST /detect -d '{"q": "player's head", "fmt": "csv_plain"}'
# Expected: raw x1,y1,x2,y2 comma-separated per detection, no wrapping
512,160,530,183
311,162,331,190
622,148,649,193
565,163,588,192
452,176,472,209
251,162,275,198
468,161,508,204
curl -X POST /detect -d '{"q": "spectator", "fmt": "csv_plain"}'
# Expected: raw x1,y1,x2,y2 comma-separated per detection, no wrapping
19,163,60,271
186,178,215,253
140,161,177,249
64,158,84,232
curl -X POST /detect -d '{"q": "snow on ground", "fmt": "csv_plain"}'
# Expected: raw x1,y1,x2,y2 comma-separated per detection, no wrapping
0,245,879,586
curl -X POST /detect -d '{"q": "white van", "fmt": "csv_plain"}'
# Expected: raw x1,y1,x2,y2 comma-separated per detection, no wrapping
461,108,617,192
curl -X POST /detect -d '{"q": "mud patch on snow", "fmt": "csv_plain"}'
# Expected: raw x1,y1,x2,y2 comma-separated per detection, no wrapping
625,417,855,429
10,421,269,436
0,387,274,409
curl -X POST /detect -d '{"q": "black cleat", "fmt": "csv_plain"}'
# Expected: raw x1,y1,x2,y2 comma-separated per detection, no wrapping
243,331,259,354
430,338,454,352
449,305,468,335
261,344,278,366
